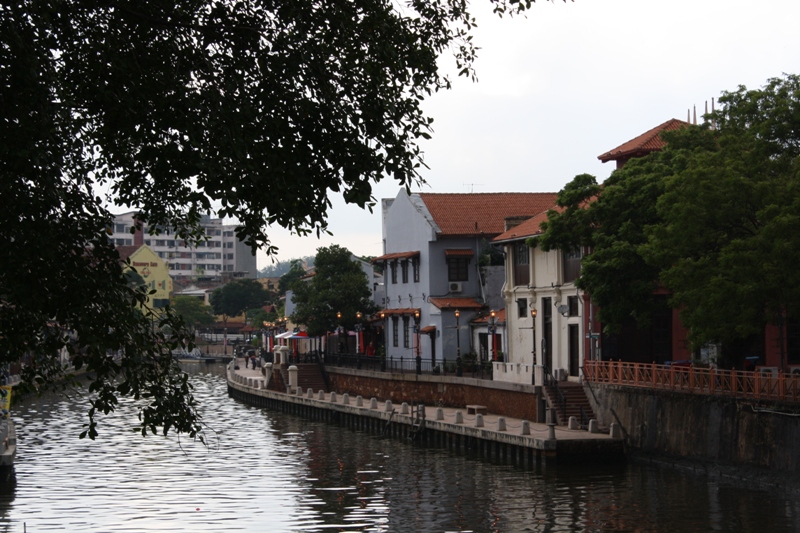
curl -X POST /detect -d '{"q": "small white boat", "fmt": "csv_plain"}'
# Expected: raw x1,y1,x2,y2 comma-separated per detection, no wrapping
0,418,15,466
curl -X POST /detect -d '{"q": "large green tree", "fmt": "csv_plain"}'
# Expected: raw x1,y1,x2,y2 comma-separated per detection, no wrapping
0,0,553,438
290,245,379,336
210,279,269,326
541,74,800,356
171,296,215,332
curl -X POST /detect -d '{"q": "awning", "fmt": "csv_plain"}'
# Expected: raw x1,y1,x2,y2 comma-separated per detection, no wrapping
372,251,420,262
275,331,294,339
444,249,474,257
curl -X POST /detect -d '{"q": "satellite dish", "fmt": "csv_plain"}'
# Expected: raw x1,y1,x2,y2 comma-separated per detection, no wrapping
557,304,569,317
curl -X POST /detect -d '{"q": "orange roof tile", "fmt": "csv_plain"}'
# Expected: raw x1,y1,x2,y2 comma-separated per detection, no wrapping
493,210,551,243
472,308,507,323
115,245,142,261
598,118,689,163
429,297,484,310
418,192,558,237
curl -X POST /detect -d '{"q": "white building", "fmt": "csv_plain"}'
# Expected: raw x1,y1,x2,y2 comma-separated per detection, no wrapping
111,212,257,279
492,211,589,385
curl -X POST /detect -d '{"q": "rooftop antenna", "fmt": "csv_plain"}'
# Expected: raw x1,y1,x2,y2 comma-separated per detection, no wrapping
463,183,484,193
693,105,697,125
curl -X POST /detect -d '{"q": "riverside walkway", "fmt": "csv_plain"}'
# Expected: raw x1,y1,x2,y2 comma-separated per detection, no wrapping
227,359,623,466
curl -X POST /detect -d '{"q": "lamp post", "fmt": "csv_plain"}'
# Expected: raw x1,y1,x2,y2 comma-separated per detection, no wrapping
336,311,343,354
413,309,421,373
531,307,538,365
455,309,462,376
355,311,363,354
489,309,497,361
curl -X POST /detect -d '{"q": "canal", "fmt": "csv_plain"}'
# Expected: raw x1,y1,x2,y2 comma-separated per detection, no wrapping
0,363,798,532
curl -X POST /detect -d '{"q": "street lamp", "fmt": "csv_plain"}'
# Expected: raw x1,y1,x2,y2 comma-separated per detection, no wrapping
355,311,363,354
454,309,462,377
489,309,497,361
531,307,538,365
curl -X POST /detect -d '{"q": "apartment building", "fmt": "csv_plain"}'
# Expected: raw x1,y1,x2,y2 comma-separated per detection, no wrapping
111,212,257,279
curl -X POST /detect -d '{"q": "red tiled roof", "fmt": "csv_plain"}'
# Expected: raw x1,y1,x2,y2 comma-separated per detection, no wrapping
598,118,690,163
472,308,507,324
429,297,484,310
418,192,558,237
444,249,474,257
420,325,436,334
373,251,420,262
493,210,551,243
116,245,142,261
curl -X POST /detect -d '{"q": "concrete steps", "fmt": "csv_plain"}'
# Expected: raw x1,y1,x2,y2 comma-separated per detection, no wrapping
296,363,329,393
545,382,594,426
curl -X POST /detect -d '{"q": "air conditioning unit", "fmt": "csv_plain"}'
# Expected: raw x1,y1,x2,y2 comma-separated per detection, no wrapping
449,282,463,293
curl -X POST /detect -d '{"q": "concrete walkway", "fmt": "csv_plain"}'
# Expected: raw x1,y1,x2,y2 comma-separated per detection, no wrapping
230,358,617,444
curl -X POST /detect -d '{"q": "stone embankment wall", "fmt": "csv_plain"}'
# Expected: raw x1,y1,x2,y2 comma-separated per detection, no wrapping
327,368,540,422
586,383,800,474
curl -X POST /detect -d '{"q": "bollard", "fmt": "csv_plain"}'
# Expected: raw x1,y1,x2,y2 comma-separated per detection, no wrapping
588,419,599,434
297,387,303,396
385,400,393,413
307,388,314,399
568,416,579,430
475,414,484,428
401,402,410,415
497,417,506,432
370,398,378,409
521,420,531,435
356,395,363,407
318,390,325,401
330,392,337,403
610,422,622,439
436,408,444,421
342,393,350,405
288,365,298,391
454,411,463,424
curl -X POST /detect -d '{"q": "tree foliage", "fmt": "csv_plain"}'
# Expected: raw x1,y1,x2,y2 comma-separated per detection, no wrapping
210,279,269,323
290,245,379,336
278,260,309,296
0,0,549,437
541,74,800,349
171,296,215,331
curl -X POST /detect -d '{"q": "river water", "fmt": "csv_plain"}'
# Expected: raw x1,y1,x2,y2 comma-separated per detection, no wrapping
0,363,797,532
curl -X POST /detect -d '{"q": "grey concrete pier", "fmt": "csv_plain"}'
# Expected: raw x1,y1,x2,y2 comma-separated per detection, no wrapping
227,360,623,466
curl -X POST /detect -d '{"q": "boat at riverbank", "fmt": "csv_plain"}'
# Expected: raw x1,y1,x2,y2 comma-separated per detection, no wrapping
0,419,15,467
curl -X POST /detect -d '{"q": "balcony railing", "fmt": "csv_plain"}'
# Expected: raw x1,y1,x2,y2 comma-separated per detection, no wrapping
584,360,800,403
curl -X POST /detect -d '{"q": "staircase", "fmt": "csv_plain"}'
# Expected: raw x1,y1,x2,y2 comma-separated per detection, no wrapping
544,381,594,426
295,363,329,393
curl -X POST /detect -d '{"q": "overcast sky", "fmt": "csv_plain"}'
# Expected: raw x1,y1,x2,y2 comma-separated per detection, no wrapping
258,0,800,268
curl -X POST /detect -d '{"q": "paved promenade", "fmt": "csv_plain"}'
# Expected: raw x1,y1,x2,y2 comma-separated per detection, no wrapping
230,358,619,447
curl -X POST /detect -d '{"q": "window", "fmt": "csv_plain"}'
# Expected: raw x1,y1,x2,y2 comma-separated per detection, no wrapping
390,261,397,284
403,317,410,348
568,296,579,317
563,248,582,283
167,240,175,247
392,317,399,347
223,231,234,237
401,260,409,283
114,224,126,233
155,239,166,246
447,258,469,282
144,240,151,246
225,242,233,248
413,258,420,282
225,253,234,260
513,241,530,287
517,298,527,318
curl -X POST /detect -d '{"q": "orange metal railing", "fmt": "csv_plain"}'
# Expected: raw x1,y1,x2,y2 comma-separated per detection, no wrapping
583,360,800,403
